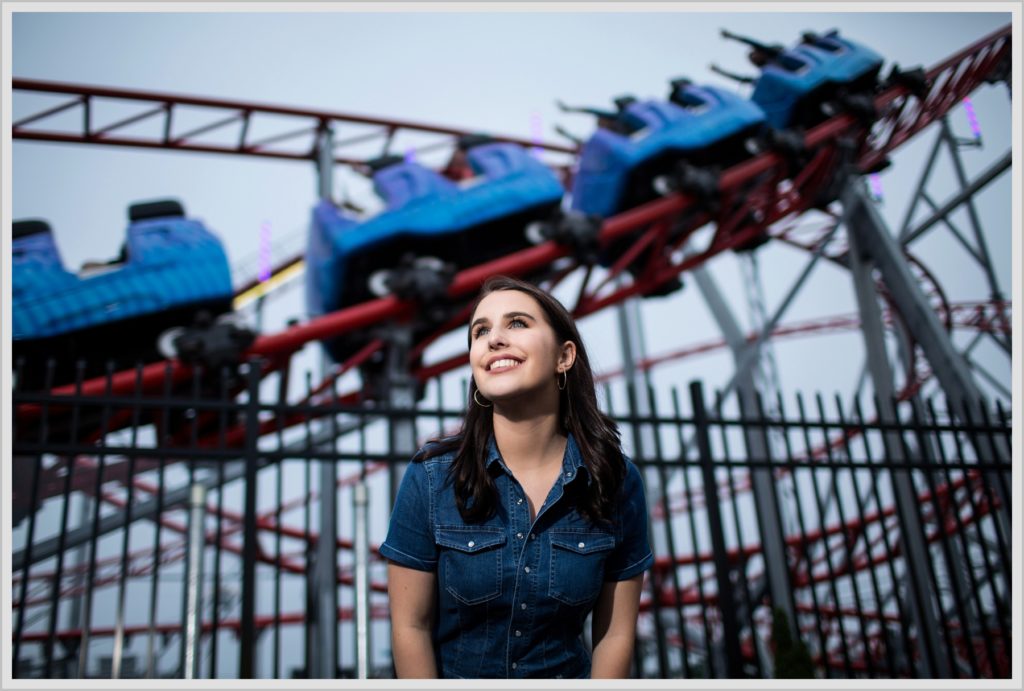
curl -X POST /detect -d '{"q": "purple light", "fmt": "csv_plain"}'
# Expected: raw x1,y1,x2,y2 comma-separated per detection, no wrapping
404,147,416,163
869,173,884,201
963,97,982,139
530,111,543,158
258,221,272,283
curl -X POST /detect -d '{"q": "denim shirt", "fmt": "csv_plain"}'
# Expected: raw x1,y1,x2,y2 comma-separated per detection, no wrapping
380,433,654,679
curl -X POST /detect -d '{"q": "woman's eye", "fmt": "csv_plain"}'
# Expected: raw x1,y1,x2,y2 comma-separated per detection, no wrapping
509,318,526,328
473,326,489,339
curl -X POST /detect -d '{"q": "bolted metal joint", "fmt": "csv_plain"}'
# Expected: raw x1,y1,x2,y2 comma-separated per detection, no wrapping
763,127,808,172
161,311,257,374
526,209,603,266
656,162,722,214
375,254,455,306
884,64,930,99
836,90,878,124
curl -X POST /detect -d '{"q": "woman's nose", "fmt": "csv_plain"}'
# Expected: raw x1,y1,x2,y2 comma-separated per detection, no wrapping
487,328,507,348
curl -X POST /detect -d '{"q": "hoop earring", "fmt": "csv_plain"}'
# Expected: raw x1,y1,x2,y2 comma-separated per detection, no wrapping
558,370,567,391
473,389,492,408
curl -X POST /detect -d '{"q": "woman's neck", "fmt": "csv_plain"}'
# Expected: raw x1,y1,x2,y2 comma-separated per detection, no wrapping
491,411,566,473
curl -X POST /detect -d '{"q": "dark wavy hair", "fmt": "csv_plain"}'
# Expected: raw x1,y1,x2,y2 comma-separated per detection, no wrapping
416,275,625,525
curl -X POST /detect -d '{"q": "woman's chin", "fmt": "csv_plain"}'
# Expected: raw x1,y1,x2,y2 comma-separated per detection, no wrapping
482,390,520,405
486,387,559,412
482,382,536,401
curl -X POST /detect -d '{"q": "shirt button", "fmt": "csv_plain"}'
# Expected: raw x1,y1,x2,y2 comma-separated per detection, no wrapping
515,630,522,637
520,603,527,610
517,498,523,505
516,532,523,539
530,534,536,540
512,663,518,670
578,542,585,549
467,541,475,548
524,566,530,573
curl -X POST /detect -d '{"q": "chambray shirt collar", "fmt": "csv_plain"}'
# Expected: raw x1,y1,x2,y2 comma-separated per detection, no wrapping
484,431,593,486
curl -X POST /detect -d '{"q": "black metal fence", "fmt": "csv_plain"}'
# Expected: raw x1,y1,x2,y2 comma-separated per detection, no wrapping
11,358,1012,679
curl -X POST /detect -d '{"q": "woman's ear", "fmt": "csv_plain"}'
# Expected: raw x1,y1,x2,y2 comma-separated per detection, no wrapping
558,340,577,372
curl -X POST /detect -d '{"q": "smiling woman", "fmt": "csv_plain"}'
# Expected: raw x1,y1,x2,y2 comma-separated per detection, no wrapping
380,275,653,679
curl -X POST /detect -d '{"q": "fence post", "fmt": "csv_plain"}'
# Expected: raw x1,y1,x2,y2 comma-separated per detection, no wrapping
314,432,339,678
353,482,371,679
183,482,207,679
239,360,262,678
689,381,745,678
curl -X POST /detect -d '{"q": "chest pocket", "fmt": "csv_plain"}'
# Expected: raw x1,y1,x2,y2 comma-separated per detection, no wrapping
548,530,616,606
436,527,506,605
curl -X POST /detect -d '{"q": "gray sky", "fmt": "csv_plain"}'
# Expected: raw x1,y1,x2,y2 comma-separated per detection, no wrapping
10,8,1014,407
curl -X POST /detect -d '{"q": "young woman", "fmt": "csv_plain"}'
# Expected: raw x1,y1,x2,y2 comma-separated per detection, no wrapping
380,275,653,679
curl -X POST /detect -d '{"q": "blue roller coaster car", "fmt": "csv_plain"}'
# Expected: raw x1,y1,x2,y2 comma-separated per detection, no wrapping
570,85,766,219
12,199,235,387
561,85,767,290
305,140,564,363
724,29,884,130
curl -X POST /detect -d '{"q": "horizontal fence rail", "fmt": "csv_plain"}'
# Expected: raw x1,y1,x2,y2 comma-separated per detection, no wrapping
11,358,1012,679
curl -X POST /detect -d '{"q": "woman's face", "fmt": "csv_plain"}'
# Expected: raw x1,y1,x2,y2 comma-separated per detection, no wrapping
469,289,575,405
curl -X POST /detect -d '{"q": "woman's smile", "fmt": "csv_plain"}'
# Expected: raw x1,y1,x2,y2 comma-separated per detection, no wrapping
486,356,524,373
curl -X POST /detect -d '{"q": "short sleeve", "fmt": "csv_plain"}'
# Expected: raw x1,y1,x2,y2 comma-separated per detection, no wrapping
379,460,438,571
604,460,654,581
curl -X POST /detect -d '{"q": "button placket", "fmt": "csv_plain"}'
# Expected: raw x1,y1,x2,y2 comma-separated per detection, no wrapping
516,488,530,560
510,520,540,668
507,472,542,674
507,460,578,676
510,481,530,562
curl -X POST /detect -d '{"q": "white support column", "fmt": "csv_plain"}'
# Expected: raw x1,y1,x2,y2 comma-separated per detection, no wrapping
690,264,798,649
313,463,338,678
353,482,371,679
183,483,208,680
317,126,334,201
844,205,950,677
842,178,1010,470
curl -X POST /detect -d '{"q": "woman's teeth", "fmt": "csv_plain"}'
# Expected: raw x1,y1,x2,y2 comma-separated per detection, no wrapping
489,359,521,370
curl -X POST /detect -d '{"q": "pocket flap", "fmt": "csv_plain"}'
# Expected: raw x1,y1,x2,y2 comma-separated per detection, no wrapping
550,531,615,555
436,527,506,553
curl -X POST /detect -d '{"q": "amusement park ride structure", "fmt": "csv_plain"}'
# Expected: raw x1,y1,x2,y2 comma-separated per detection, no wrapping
11,24,1011,407
10,22,1013,680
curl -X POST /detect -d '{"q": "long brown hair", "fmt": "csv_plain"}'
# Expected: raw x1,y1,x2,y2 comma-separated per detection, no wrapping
416,275,625,524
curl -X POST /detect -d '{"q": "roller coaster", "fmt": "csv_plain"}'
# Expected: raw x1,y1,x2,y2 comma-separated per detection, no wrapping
10,22,1013,680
